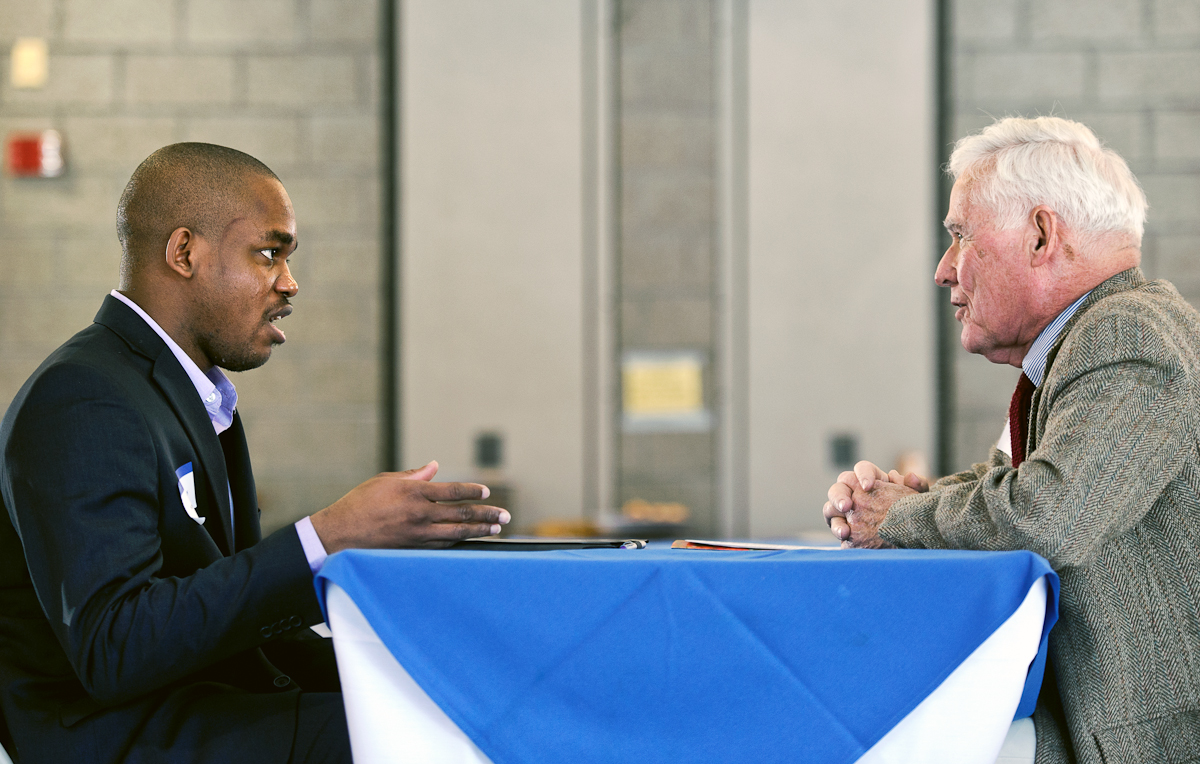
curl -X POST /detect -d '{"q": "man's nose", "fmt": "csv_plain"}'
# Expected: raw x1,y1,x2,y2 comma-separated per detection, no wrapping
276,265,299,297
934,246,957,288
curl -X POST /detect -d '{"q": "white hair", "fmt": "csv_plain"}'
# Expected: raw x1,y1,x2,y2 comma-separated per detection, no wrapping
949,116,1148,242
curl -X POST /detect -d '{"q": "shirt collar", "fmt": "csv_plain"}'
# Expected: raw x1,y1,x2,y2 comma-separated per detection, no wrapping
110,290,238,434
1022,290,1092,388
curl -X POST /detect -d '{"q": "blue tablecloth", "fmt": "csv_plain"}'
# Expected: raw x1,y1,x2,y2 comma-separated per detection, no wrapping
316,548,1058,764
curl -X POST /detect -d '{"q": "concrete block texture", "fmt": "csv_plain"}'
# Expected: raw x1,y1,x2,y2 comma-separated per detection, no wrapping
64,0,174,43
1030,0,1142,40
619,0,710,47
183,117,301,170
55,235,122,289
620,0,713,47
1157,235,1200,296
621,50,713,110
1155,0,1200,36
286,175,379,229
953,0,1018,42
620,231,712,293
621,113,713,169
620,297,712,347
186,0,299,45
620,173,714,231
281,296,378,348
952,409,1008,473
1,176,119,229
969,52,1087,107
0,237,55,290
61,117,178,173
246,56,358,106
1066,111,1146,163
310,116,380,164
1141,173,1200,225
1156,112,1200,160
305,239,380,290
2,55,114,106
311,0,379,42
620,432,715,476
0,0,53,39
1099,51,1200,105
0,295,102,351
957,110,1144,165
126,56,236,105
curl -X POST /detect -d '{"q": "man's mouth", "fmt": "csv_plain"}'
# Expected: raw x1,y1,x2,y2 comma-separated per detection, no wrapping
950,295,967,321
266,304,292,342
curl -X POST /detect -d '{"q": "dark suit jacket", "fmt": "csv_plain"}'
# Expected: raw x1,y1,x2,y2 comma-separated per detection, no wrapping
880,269,1200,763
0,296,333,764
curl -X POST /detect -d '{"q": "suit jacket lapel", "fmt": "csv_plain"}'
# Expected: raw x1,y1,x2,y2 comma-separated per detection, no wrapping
1027,267,1146,456
94,296,236,555
220,412,261,551
151,355,235,554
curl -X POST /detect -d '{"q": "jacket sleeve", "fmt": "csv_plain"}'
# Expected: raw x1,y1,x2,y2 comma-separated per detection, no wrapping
879,302,1197,571
3,362,323,705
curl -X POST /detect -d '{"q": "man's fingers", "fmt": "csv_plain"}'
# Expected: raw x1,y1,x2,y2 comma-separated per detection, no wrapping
429,502,510,526
853,461,887,492
904,472,930,492
827,484,854,513
397,461,439,481
420,481,491,503
823,500,849,525
829,516,850,541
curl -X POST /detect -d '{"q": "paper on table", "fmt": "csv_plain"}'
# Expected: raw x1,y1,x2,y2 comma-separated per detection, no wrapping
671,539,835,551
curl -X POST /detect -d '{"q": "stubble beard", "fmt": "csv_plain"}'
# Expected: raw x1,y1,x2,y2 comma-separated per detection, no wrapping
191,302,277,372
196,329,275,372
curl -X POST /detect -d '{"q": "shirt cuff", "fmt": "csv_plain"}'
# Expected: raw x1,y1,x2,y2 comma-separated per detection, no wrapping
294,516,329,575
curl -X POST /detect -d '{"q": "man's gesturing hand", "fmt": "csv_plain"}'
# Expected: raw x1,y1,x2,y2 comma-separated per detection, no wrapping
309,461,510,554
823,460,925,548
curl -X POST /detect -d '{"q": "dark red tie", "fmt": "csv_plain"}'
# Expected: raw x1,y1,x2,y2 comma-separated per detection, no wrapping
1009,372,1035,468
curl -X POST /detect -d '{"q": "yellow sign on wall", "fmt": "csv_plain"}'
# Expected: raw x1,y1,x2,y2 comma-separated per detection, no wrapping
623,356,703,415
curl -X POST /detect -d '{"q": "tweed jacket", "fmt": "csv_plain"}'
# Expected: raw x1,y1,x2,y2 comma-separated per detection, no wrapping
880,268,1200,764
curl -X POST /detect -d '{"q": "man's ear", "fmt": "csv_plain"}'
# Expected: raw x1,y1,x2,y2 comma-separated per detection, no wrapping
1027,206,1060,268
164,227,202,278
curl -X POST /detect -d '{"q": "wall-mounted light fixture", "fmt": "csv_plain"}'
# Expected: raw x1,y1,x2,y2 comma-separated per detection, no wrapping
11,38,48,89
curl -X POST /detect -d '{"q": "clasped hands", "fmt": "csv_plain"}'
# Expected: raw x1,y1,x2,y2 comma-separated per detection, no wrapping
823,461,928,548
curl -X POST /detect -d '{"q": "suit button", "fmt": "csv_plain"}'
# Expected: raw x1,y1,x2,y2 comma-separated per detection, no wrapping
290,615,302,628
274,675,292,688
260,626,272,638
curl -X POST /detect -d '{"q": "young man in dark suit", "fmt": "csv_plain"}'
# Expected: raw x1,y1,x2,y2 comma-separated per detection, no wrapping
0,143,509,763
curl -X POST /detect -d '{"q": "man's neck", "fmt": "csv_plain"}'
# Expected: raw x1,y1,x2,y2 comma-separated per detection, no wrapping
116,287,213,372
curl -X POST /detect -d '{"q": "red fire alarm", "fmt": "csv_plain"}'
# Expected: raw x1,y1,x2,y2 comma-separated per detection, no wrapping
5,130,65,178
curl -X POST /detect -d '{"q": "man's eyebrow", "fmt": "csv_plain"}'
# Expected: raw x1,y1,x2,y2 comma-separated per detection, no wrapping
943,220,963,233
262,229,296,247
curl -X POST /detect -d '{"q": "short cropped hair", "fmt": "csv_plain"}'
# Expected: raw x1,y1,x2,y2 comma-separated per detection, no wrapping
116,143,279,283
949,117,1148,242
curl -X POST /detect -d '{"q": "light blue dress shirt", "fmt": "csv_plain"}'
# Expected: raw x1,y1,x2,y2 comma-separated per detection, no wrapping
1021,289,1092,387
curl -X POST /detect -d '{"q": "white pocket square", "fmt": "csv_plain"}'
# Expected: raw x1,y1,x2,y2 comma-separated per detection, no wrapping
175,462,204,525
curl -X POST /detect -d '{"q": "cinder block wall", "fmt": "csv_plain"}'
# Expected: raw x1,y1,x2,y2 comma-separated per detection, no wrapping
949,0,1200,469
617,0,719,533
0,0,383,533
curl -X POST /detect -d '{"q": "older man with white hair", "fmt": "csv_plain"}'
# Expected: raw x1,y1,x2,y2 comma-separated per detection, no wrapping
824,116,1200,762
